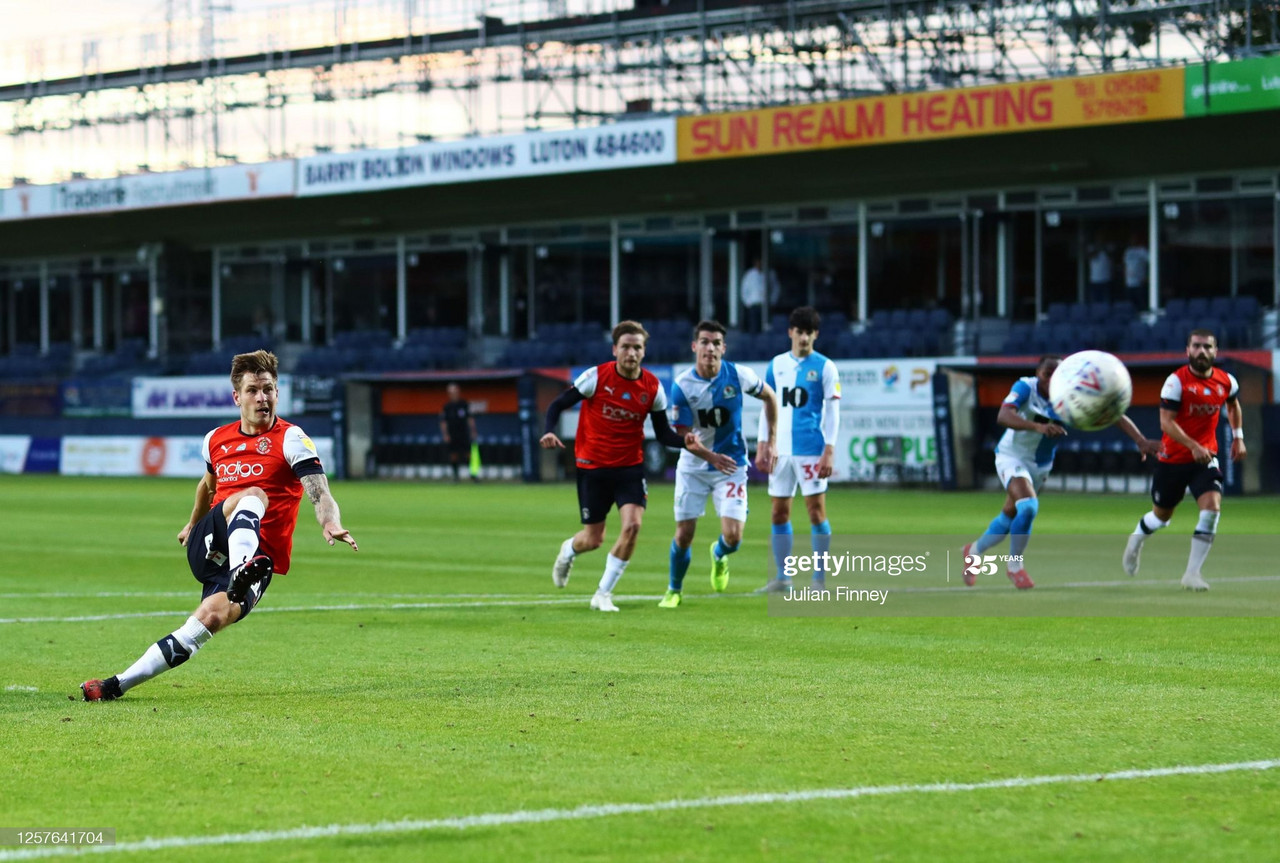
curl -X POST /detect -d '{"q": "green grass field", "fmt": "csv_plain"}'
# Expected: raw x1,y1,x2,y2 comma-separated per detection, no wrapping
2,475,1279,862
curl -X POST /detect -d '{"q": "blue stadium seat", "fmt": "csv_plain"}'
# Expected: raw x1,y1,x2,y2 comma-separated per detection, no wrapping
1110,300,1136,322
1046,323,1079,353
1232,296,1259,319
1163,298,1188,319
1000,323,1034,355
1185,297,1211,320
1067,303,1093,324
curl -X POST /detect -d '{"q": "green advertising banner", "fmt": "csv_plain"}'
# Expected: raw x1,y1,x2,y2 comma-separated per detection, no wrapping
1185,55,1280,116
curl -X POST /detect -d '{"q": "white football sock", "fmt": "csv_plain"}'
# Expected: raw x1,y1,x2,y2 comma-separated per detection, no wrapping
1186,510,1220,575
226,496,266,569
598,554,629,594
118,616,213,693
560,537,577,560
1132,511,1169,537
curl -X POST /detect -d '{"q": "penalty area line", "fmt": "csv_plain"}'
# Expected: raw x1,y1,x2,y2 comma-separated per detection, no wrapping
0,758,1275,859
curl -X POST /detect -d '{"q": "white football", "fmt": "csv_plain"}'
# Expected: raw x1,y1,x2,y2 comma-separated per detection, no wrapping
1048,350,1133,431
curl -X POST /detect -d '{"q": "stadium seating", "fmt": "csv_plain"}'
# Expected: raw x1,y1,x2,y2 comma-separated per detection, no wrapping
1006,296,1270,356
496,321,608,368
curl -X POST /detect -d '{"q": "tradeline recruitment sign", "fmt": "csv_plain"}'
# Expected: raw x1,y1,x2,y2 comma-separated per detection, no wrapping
0,162,295,222
677,68,1185,161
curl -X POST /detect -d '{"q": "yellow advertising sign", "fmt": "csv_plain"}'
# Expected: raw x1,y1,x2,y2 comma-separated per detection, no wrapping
677,68,1185,161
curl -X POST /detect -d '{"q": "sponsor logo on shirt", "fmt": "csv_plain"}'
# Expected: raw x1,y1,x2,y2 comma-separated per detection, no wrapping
215,461,265,479
601,404,643,422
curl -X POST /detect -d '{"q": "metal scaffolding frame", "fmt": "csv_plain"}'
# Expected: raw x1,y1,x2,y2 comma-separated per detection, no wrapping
2,0,1278,185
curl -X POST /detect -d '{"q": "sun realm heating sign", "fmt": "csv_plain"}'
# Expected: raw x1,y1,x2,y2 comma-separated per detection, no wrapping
677,68,1185,161
296,119,675,196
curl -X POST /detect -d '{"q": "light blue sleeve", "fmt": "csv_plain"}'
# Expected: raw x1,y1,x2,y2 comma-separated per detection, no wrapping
737,363,764,397
670,382,693,427
1005,379,1032,407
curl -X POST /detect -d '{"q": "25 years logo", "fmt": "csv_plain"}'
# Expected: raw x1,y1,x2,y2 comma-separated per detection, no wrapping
963,553,1023,576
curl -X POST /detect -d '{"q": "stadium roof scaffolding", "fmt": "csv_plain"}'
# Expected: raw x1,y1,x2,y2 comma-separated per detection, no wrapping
2,0,1278,186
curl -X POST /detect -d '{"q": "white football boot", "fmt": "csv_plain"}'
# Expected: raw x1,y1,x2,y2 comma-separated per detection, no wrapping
1180,571,1210,592
1122,535,1144,577
590,591,620,612
552,538,575,588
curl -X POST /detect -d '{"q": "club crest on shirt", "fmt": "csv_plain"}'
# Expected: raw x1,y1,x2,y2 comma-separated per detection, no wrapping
806,370,819,381
639,392,649,405
256,437,272,454
723,385,737,399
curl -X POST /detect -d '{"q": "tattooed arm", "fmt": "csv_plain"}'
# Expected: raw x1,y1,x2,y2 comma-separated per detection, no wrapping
300,473,359,550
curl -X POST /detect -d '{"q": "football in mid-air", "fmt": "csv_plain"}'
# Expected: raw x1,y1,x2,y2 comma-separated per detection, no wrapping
1049,350,1133,431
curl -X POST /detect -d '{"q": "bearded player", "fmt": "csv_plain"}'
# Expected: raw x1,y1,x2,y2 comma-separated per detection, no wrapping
81,350,358,700
1122,329,1246,591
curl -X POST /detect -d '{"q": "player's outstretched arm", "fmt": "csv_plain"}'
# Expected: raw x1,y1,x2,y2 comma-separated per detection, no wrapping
817,393,841,478
300,473,358,550
1159,407,1211,465
178,471,216,546
754,383,778,474
1226,397,1246,461
997,402,1066,437
541,387,585,449
1115,415,1160,460
680,428,736,475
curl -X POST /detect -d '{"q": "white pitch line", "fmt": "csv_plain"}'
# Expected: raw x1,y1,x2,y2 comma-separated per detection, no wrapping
0,591,586,601
0,592,193,600
0,758,1275,861
4,573,1279,623
0,596,669,625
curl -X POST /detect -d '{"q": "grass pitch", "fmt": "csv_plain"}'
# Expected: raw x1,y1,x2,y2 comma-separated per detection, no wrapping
2,475,1279,862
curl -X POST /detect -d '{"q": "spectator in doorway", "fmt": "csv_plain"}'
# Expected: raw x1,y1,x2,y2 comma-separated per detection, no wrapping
1123,234,1150,308
741,258,765,333
1087,237,1115,304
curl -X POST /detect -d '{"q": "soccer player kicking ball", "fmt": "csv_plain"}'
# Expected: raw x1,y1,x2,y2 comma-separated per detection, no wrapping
963,355,1158,589
660,320,778,608
1123,329,1246,591
757,307,841,593
542,321,728,612
81,350,358,701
